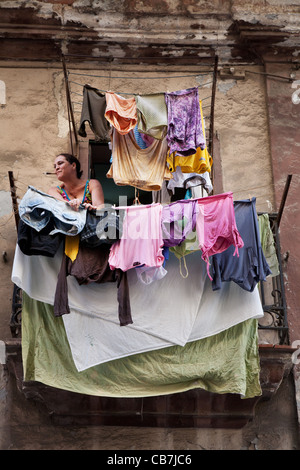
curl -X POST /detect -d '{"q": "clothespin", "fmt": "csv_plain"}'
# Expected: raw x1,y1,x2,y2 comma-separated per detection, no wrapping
133,188,141,205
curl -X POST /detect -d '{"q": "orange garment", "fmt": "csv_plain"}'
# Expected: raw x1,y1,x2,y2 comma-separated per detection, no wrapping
106,128,172,191
105,92,137,135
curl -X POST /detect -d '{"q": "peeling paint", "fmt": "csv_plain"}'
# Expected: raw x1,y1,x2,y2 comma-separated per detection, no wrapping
0,81,6,106
0,191,13,217
217,79,237,94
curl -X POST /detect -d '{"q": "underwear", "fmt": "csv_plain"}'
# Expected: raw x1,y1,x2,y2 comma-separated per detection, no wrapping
78,84,111,142
108,203,164,272
105,91,137,135
210,199,272,291
162,199,198,248
165,87,206,156
135,265,168,285
106,128,172,191
135,93,168,140
195,192,244,279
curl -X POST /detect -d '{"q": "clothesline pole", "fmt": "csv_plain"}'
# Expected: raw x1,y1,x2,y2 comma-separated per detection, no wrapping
61,54,79,154
276,174,293,228
8,171,20,230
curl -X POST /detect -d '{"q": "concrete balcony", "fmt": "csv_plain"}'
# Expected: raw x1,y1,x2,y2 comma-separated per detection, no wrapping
3,339,297,429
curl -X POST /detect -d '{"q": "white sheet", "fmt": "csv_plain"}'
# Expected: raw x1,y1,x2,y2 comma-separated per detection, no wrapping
12,244,264,371
12,244,207,345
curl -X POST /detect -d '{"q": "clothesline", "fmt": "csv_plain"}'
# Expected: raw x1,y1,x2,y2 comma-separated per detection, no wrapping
68,71,214,80
13,175,278,204
70,88,212,101
68,79,214,96
71,100,212,110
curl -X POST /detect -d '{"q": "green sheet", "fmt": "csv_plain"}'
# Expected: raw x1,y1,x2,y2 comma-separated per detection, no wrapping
21,292,262,399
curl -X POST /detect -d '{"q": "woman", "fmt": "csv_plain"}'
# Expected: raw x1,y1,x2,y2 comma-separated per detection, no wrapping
48,153,104,211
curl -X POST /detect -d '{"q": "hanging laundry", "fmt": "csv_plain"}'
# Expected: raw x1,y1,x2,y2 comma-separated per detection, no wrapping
106,128,172,191
19,186,87,236
80,207,123,247
167,100,212,174
209,198,272,292
139,132,155,147
195,192,244,279
167,166,213,195
133,124,148,149
165,87,206,157
258,213,280,277
17,219,63,258
162,199,198,248
135,265,168,285
135,93,168,140
64,234,80,262
54,242,132,326
109,203,164,272
78,84,111,142
152,180,172,204
105,91,137,135
169,229,200,278
189,185,210,199
170,229,199,259
21,292,262,399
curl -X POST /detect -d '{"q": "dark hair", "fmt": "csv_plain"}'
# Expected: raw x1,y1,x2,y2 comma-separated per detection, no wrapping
57,153,83,179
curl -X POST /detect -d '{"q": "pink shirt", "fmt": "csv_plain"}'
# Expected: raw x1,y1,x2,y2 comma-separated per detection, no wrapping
195,192,244,279
109,203,164,272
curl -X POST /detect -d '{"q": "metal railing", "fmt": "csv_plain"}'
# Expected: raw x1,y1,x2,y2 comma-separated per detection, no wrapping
258,213,289,345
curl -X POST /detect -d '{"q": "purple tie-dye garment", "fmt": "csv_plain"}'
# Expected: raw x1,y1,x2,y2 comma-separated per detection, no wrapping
162,199,198,247
165,87,206,157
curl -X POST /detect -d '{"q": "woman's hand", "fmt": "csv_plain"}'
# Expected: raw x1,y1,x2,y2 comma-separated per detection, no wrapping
67,198,82,211
82,202,98,211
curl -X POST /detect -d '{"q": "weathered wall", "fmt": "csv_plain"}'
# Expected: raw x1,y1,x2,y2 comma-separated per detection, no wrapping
1,369,299,450
0,65,70,340
264,60,300,426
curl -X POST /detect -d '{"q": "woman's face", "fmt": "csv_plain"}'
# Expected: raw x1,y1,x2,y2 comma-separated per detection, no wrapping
54,155,75,181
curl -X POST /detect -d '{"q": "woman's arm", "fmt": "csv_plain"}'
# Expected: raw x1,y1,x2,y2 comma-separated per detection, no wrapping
48,186,66,201
85,179,105,209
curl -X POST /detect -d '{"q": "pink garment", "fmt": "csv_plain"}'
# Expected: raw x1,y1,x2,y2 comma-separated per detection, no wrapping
109,203,164,272
195,192,244,279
